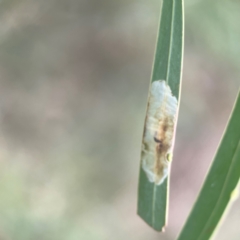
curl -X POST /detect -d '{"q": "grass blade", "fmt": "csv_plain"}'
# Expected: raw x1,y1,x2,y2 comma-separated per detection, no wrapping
177,90,240,240
137,0,184,231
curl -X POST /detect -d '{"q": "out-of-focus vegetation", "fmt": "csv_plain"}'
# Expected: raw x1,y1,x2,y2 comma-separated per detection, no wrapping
0,0,239,239
178,91,240,240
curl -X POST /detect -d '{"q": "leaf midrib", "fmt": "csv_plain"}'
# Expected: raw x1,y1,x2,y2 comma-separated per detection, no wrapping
151,0,176,229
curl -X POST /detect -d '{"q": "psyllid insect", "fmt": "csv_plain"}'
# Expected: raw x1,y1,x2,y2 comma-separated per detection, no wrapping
141,80,178,185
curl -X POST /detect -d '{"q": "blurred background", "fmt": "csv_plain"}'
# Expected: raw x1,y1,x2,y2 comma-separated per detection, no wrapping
0,0,239,239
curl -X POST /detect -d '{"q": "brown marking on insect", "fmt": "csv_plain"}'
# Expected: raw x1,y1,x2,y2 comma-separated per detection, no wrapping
153,115,175,184
141,141,149,156
154,135,161,143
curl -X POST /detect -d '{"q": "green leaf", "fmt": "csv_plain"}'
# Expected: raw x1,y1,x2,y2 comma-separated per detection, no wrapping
137,0,184,231
177,90,240,240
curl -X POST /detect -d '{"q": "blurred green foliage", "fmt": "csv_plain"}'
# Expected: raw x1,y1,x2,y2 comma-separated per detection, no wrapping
0,0,239,239
178,91,240,240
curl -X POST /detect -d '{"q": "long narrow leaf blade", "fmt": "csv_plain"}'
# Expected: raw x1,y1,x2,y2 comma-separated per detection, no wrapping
137,0,184,231
177,90,240,240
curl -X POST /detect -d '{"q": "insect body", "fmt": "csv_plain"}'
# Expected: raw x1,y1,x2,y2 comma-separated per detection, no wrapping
141,80,178,185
